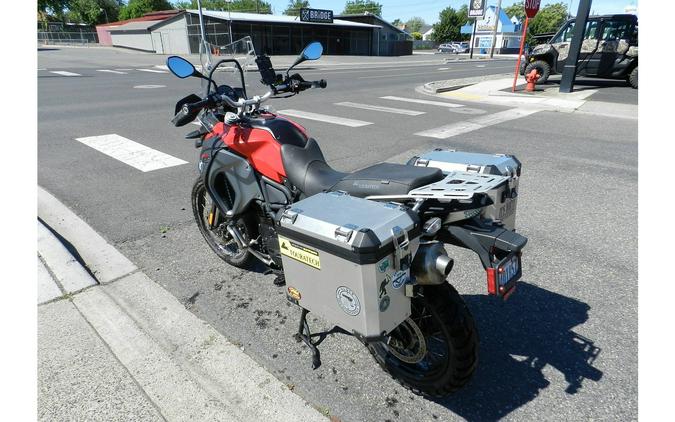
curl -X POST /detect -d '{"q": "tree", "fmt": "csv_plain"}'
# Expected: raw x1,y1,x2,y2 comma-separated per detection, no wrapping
503,2,525,23
431,5,469,44
284,0,309,16
391,18,402,27
67,0,120,24
503,2,568,44
119,0,171,20
405,16,425,33
411,32,422,40
342,0,382,16
171,0,272,13
38,0,71,25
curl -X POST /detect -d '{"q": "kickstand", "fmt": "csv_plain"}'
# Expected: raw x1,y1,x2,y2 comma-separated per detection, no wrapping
293,308,321,369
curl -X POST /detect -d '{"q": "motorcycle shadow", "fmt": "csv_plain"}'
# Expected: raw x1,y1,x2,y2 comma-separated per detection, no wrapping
435,282,603,421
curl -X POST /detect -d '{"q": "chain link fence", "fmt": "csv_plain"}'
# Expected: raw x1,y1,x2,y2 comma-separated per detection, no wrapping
38,32,99,46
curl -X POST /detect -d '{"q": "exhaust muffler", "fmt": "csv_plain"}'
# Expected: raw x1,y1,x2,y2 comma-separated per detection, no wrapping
411,242,454,285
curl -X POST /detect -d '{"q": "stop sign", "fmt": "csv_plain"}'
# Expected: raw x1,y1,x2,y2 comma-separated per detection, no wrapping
524,0,541,18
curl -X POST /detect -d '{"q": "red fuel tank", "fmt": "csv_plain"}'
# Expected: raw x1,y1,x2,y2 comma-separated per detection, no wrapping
215,114,308,183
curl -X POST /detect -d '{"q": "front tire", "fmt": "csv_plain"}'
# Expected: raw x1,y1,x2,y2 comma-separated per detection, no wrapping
628,66,638,89
524,60,551,84
368,283,479,397
191,177,255,268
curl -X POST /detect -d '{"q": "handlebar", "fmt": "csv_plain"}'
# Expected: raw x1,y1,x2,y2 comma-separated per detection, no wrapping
182,76,325,117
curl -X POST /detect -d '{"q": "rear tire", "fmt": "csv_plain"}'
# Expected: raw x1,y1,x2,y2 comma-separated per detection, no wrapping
368,283,479,397
191,177,256,268
628,66,638,89
524,60,551,84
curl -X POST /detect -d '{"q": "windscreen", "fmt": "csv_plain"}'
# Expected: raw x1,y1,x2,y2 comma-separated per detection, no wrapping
198,36,258,98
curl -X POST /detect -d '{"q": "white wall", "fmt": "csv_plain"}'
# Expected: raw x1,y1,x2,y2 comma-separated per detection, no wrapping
151,17,190,55
110,32,154,52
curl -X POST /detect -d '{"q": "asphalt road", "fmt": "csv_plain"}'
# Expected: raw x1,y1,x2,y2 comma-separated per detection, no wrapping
38,46,637,421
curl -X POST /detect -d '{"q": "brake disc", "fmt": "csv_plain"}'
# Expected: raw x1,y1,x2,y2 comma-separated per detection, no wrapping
386,317,427,364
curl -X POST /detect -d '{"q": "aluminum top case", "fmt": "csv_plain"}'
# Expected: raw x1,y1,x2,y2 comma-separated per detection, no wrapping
409,149,521,230
277,191,420,339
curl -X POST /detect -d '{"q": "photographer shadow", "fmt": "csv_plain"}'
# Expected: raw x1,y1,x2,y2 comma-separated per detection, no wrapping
436,282,602,421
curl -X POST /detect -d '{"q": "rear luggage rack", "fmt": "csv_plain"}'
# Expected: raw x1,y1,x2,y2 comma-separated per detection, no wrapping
366,171,509,202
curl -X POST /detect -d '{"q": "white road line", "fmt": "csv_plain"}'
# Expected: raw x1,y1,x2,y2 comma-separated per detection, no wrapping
133,84,166,89
50,71,81,77
335,102,425,116
415,108,539,139
278,109,372,127
438,67,449,70
75,134,188,172
97,69,128,74
476,65,486,68
381,96,465,108
137,68,167,73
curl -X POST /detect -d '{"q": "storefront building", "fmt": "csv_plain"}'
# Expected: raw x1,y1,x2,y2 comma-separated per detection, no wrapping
103,9,410,56
461,6,523,54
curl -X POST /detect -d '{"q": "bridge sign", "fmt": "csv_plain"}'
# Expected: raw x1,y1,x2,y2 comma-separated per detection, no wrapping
299,8,333,24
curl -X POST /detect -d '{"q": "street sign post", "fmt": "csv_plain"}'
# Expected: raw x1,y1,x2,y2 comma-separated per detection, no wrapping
512,0,541,92
468,1,487,59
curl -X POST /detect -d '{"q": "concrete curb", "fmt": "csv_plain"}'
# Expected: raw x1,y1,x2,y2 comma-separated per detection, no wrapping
422,73,514,94
38,186,137,283
37,187,327,421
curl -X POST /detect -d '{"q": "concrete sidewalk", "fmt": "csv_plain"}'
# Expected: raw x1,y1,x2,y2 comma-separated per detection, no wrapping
420,74,637,119
37,187,327,422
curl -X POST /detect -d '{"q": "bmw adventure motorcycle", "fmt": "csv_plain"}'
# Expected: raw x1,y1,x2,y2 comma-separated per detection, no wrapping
167,37,527,397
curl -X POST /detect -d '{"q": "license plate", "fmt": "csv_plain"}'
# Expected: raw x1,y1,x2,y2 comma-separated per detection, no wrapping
487,252,522,298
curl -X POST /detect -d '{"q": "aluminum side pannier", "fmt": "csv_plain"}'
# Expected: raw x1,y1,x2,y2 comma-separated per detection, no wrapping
277,191,420,339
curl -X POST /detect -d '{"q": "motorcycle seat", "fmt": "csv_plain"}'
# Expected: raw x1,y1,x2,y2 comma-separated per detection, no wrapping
281,138,444,198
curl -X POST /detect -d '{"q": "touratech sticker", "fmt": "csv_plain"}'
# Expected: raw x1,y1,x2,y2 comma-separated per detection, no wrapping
278,236,321,270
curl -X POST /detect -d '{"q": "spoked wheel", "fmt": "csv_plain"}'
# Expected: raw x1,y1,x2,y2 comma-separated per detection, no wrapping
368,283,479,397
191,177,255,268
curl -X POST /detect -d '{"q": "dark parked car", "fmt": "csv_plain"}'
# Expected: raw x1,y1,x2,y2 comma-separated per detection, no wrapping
521,14,638,88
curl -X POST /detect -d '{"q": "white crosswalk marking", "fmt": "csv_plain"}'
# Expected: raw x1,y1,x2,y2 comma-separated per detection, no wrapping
50,71,81,77
137,68,167,73
75,134,188,172
278,109,372,127
415,108,539,139
335,102,425,116
97,69,128,74
380,96,464,108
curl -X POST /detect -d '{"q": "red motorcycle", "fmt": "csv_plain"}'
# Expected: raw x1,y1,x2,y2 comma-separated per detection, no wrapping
167,38,527,397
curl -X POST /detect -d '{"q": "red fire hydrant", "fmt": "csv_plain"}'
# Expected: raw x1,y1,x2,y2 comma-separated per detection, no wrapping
525,69,540,92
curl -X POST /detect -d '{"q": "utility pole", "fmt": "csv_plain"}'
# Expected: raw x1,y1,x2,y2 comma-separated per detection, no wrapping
489,0,503,59
469,19,477,59
559,0,592,92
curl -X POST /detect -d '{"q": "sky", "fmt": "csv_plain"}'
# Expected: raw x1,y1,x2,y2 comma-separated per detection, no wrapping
264,0,637,25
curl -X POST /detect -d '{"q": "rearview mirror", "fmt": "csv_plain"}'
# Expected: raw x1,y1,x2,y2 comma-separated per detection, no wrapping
167,56,198,79
287,42,323,75
301,42,323,61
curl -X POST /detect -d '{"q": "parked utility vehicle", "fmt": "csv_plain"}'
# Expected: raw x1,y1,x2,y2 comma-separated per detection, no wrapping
521,14,638,88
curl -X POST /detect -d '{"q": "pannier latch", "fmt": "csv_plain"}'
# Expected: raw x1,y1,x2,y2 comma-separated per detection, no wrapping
334,226,354,243
280,209,299,225
391,226,411,271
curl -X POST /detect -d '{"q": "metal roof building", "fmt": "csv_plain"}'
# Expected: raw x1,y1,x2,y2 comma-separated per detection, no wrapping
107,9,412,56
